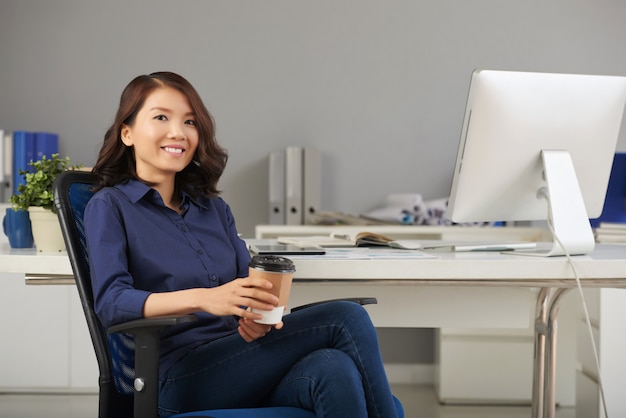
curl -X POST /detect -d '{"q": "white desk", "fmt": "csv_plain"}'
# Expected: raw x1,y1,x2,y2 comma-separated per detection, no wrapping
288,244,626,418
2,240,626,418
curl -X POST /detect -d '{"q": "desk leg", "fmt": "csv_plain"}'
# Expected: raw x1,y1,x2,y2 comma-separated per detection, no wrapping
532,288,550,418
544,288,570,418
531,287,571,418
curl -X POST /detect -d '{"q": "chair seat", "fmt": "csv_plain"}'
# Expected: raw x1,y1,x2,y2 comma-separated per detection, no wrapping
171,406,316,417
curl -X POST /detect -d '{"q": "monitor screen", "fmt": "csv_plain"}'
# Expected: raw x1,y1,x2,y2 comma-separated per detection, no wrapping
447,70,626,255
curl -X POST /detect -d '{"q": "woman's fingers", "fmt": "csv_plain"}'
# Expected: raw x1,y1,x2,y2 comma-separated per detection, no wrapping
201,278,279,317
235,278,279,307
238,317,273,342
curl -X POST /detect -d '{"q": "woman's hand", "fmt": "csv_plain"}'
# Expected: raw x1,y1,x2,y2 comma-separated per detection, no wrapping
197,277,278,320
238,317,284,343
142,277,279,322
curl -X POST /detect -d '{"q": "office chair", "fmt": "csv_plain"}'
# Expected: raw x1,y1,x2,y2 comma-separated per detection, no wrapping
53,170,379,418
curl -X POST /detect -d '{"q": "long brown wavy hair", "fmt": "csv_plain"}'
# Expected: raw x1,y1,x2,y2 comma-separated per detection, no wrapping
92,72,227,198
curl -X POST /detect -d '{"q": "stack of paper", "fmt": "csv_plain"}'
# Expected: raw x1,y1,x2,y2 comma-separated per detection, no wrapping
594,222,626,244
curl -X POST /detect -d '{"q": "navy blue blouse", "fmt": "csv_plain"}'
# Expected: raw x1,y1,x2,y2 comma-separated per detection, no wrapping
84,179,251,374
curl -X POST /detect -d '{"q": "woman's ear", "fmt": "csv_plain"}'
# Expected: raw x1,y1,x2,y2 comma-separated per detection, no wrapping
120,125,133,146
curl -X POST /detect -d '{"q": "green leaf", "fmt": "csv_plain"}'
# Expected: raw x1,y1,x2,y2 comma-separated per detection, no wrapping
9,153,82,212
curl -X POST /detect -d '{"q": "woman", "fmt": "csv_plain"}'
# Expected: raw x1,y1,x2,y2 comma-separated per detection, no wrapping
85,71,403,417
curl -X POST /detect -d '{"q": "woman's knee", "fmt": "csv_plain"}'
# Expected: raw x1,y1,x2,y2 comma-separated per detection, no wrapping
328,299,369,315
329,300,378,336
313,300,373,326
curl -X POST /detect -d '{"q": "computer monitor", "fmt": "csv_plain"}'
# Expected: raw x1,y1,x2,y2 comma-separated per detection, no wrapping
447,70,626,256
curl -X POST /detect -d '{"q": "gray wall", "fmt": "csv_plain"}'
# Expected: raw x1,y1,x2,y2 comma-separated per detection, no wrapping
2,0,626,368
2,0,626,237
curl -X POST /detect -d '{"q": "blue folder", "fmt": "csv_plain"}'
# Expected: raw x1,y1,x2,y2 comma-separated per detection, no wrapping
590,152,626,227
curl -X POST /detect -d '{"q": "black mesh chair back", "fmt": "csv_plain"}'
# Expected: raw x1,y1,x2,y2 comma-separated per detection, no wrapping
54,170,133,417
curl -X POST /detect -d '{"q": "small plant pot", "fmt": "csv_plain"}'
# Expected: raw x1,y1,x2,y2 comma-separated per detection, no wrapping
27,206,65,252
3,208,35,248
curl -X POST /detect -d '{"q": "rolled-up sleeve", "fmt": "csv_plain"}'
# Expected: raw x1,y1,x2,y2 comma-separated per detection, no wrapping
224,203,251,278
85,195,151,328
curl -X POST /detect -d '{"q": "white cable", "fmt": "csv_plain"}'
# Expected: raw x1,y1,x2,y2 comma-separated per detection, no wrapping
544,195,609,418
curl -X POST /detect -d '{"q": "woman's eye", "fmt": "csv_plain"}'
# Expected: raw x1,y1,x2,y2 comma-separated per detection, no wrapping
185,119,196,126
155,115,167,121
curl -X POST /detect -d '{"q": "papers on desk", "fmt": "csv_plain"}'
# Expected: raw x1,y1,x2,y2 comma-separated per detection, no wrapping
276,233,536,253
417,240,537,252
276,235,352,248
246,237,438,260
277,232,422,250
283,247,438,260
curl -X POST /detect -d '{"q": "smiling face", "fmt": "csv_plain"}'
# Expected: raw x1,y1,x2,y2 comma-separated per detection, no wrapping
121,86,199,184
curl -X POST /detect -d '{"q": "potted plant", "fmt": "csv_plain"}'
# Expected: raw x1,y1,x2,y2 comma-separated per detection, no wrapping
10,153,82,252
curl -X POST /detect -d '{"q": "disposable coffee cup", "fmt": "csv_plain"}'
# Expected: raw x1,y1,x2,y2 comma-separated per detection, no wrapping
248,255,295,325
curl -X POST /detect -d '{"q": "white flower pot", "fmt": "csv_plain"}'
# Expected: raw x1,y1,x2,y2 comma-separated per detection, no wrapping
27,206,66,252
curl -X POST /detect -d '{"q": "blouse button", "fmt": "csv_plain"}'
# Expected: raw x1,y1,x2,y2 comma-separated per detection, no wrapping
196,249,203,255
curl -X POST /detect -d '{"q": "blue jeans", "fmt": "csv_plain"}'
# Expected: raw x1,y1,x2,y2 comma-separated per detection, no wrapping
158,301,403,417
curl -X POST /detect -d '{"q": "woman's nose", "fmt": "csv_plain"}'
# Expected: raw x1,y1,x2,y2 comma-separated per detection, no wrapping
167,123,186,139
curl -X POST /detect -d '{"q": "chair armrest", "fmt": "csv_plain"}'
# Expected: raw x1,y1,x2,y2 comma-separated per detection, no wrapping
107,315,197,418
107,314,197,335
290,297,377,313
